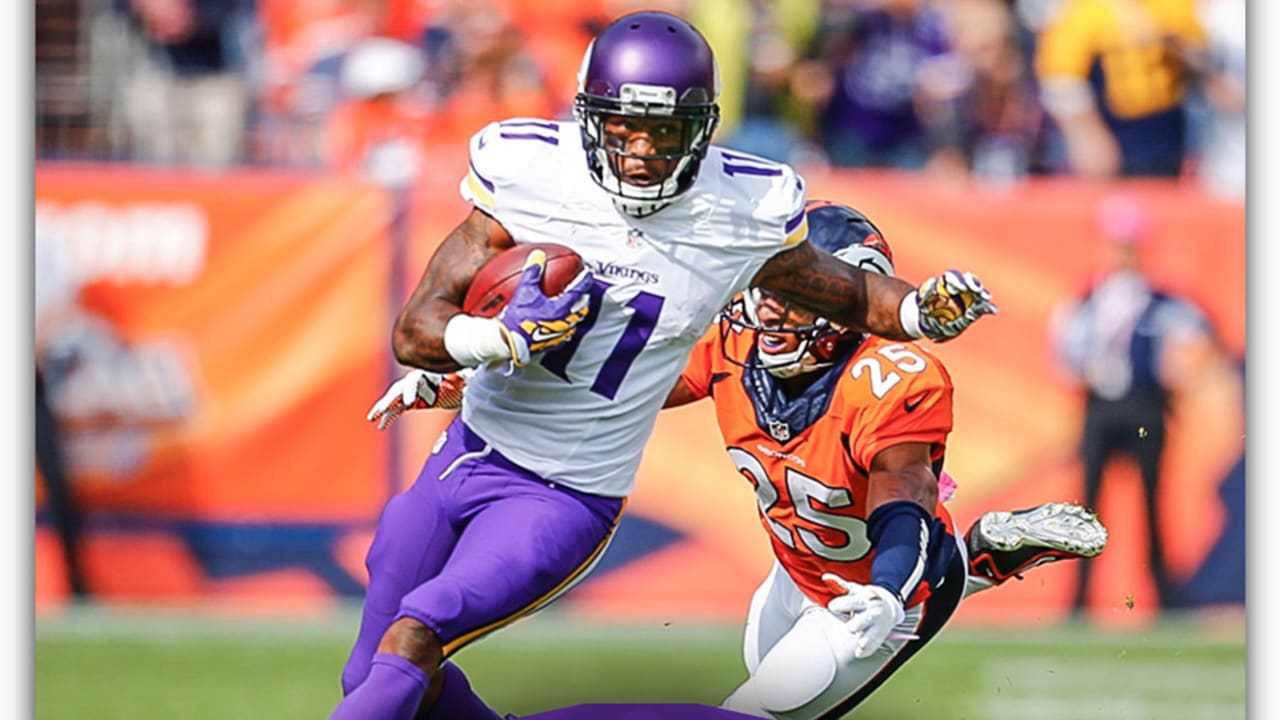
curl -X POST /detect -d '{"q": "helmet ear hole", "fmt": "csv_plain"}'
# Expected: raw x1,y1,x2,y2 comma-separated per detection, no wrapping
806,202,896,278
810,333,839,362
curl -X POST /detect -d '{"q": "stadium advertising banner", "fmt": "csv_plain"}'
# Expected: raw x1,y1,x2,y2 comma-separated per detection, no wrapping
35,165,1245,628
35,166,399,604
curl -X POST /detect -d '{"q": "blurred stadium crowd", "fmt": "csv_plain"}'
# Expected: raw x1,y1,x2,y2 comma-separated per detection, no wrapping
35,0,1245,199
33,0,1247,628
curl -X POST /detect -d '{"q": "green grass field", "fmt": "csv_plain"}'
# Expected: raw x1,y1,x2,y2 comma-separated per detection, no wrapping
35,605,1246,719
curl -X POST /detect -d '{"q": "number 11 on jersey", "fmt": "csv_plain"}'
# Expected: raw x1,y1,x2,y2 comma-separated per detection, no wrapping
539,279,665,400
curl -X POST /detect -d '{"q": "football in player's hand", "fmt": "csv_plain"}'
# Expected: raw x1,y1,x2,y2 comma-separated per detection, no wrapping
462,243,586,318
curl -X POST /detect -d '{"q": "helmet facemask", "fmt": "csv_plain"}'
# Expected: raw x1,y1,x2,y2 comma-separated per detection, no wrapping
722,289,855,379
575,89,718,217
718,201,897,379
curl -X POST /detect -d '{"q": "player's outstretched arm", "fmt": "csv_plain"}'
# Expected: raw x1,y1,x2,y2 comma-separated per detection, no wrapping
753,241,912,340
752,243,997,342
366,368,472,430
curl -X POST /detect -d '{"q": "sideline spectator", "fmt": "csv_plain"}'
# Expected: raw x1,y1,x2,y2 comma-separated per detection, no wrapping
1034,0,1207,179
254,0,424,165
325,35,430,187
692,0,827,167
413,0,560,150
808,0,954,170
1189,0,1244,201
104,0,255,167
508,0,611,110
917,0,1049,187
35,223,90,600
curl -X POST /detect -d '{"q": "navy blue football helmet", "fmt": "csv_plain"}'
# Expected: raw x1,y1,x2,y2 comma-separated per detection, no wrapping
723,201,896,378
573,11,721,217
803,200,894,275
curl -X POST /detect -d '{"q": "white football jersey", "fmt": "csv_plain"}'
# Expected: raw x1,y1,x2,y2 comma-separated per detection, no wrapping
457,118,809,497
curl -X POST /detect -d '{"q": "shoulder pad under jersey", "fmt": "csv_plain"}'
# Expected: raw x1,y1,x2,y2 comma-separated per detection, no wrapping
705,146,809,250
460,118,567,215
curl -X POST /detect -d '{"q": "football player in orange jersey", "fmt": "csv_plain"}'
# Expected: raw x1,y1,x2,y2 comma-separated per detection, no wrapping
660,201,1108,719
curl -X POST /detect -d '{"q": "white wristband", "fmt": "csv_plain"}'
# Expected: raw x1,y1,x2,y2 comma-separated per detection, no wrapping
443,314,513,367
898,292,924,339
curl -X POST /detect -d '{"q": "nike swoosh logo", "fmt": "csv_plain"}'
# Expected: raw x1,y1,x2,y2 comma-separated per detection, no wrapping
903,392,929,413
530,328,566,343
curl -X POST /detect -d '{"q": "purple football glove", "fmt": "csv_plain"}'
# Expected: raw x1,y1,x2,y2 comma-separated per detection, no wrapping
905,270,998,342
495,250,593,366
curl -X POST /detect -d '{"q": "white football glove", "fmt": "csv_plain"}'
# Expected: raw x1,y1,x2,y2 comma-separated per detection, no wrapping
903,270,998,342
366,368,473,430
822,574,909,660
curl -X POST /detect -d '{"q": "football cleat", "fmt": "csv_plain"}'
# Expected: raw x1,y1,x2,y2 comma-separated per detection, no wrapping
966,502,1108,586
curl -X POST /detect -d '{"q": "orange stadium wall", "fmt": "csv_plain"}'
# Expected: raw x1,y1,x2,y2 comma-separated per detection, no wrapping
34,165,402,610
34,163,1245,630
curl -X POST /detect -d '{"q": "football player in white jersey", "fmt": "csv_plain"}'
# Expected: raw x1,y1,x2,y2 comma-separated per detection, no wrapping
332,11,998,720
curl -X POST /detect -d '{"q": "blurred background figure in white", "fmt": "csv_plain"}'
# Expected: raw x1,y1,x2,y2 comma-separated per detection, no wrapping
93,0,255,168
326,35,428,188
1048,193,1232,614
1190,0,1245,201
35,211,91,600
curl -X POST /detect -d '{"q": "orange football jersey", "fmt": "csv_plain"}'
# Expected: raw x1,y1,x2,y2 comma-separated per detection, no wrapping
682,323,955,608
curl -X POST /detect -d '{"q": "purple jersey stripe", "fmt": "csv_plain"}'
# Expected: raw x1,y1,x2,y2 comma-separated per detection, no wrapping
501,119,560,131
498,131,560,146
468,160,495,193
785,209,805,233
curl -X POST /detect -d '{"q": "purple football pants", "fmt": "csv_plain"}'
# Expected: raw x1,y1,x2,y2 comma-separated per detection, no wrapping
340,415,625,695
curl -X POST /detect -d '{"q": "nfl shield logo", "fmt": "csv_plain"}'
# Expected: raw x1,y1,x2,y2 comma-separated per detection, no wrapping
768,419,791,443
626,227,645,248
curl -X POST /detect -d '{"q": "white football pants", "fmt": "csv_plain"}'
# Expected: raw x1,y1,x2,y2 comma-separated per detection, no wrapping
721,526,974,719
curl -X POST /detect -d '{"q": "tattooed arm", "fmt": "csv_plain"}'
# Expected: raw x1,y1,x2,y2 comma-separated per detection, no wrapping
753,241,918,341
392,208,515,370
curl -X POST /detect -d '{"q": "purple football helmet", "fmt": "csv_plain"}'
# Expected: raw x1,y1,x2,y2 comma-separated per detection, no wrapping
573,11,721,217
